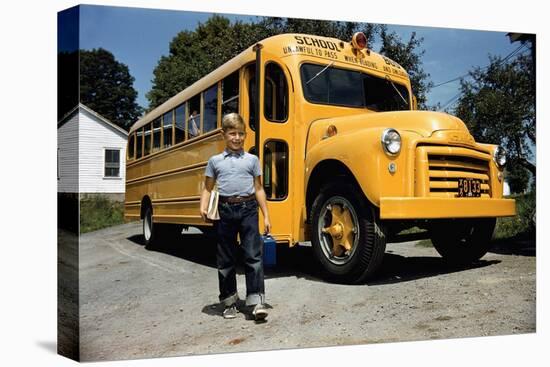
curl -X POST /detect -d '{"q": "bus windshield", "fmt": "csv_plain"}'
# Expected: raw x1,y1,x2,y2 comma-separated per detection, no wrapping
300,63,410,111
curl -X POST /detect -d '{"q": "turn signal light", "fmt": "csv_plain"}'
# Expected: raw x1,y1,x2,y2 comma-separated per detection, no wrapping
327,125,338,137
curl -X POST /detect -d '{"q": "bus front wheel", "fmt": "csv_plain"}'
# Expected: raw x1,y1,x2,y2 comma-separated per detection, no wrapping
310,183,386,283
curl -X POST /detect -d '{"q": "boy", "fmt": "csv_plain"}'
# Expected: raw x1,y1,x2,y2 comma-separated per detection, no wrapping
200,113,271,321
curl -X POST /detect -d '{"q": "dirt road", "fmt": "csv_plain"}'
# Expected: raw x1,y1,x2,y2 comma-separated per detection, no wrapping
73,222,535,362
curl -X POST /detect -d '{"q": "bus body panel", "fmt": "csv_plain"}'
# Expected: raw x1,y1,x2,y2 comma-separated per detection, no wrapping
125,131,226,225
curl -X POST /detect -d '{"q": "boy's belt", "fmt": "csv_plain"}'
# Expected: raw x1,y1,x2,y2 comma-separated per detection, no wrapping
219,194,255,203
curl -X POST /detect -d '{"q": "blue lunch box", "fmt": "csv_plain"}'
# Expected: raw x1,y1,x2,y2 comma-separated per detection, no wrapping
262,234,277,266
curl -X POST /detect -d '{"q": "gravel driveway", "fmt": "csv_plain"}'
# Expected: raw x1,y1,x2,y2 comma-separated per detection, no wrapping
68,222,535,362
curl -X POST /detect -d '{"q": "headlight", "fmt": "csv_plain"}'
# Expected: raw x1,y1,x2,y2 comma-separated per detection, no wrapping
493,145,507,167
381,128,401,155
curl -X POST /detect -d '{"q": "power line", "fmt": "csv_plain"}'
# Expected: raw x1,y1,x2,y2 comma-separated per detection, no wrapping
432,43,527,89
437,91,462,111
435,48,531,112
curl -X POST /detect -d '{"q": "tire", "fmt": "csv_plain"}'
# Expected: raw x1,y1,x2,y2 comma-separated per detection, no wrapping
143,205,182,249
429,218,496,264
142,205,156,248
310,183,386,283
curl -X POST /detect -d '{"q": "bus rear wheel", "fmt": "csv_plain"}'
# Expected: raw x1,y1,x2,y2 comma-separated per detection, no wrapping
429,218,496,264
310,183,386,283
143,205,156,248
142,205,182,249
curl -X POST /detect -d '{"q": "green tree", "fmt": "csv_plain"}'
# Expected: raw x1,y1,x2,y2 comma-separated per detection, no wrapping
505,162,530,193
79,48,143,130
378,25,433,109
147,15,432,111
454,52,535,192
147,15,268,109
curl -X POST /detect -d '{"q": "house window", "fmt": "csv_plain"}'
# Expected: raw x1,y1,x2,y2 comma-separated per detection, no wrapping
105,149,121,177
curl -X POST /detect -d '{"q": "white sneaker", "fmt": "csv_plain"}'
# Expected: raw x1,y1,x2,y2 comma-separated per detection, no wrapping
252,304,268,321
223,304,238,319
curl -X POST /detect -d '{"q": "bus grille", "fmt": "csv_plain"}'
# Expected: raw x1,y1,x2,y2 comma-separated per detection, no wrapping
427,153,491,198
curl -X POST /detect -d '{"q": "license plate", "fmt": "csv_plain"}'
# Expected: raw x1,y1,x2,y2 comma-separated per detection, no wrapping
457,178,482,197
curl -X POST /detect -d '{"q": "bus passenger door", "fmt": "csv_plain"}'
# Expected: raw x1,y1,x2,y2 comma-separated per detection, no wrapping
244,52,294,244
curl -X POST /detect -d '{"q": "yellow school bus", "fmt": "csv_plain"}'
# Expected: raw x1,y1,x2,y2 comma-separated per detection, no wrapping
125,32,516,283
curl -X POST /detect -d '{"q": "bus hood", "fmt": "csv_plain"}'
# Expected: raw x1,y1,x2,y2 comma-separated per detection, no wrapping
307,110,476,152
324,110,470,138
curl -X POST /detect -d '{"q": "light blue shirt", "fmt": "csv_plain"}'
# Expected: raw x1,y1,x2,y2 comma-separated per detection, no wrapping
205,149,262,197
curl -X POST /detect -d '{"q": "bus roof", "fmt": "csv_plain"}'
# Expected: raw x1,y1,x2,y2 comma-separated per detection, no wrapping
129,33,408,133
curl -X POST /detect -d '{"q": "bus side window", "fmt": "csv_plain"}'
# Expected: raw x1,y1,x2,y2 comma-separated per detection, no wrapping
136,128,143,159
188,95,201,138
203,84,218,133
247,65,256,131
222,71,239,116
174,103,186,144
264,63,288,122
152,118,161,152
263,140,288,200
265,77,276,119
144,123,152,156
128,133,135,160
163,110,173,148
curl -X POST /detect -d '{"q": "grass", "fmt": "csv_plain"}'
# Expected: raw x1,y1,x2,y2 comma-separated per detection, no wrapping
80,195,125,233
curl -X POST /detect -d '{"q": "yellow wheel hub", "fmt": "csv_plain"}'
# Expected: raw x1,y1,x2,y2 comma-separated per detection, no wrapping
321,204,356,257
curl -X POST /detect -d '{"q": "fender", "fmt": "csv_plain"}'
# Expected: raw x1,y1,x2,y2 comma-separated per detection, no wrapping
305,126,415,208
304,110,490,208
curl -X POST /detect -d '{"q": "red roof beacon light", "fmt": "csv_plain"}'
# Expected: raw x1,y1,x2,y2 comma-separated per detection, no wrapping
351,32,367,51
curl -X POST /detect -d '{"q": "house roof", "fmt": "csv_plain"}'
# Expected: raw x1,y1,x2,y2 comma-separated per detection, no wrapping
57,103,128,137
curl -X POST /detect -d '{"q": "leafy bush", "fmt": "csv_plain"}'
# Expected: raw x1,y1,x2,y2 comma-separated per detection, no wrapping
80,195,124,233
494,191,536,240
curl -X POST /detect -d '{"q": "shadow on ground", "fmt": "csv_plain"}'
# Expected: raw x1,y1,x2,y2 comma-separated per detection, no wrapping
489,235,536,257
128,230,502,286
128,231,218,268
201,300,273,321
368,254,500,286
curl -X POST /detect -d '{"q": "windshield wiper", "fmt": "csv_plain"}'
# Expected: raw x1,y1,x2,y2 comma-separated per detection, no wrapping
385,75,408,107
306,61,335,85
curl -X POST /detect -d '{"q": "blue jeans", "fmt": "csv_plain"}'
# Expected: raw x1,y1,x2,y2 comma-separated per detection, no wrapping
215,199,265,307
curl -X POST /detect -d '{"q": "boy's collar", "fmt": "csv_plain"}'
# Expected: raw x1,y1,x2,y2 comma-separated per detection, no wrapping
223,148,245,157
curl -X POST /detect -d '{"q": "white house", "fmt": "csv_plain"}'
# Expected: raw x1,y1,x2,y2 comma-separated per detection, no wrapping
58,104,128,200
503,180,511,196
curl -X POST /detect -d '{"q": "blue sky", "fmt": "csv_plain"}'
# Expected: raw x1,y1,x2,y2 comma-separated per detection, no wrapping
64,5,523,111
